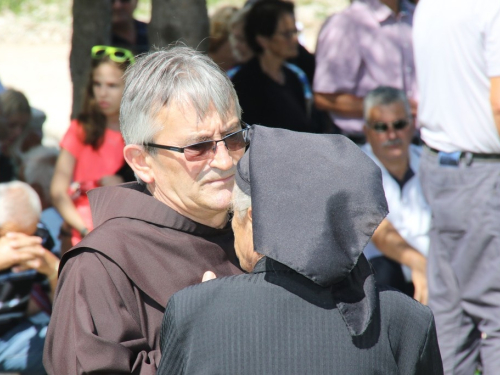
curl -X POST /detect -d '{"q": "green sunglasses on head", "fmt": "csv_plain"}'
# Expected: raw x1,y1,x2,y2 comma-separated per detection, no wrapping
91,45,136,64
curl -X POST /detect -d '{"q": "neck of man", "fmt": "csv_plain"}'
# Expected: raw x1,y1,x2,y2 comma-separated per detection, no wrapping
381,0,400,14
383,155,410,182
258,53,285,85
112,19,136,44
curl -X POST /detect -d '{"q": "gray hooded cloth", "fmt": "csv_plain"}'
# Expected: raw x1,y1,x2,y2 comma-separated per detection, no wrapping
235,125,388,336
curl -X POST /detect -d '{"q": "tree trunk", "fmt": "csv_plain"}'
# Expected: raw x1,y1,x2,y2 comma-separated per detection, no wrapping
149,0,209,52
70,0,112,118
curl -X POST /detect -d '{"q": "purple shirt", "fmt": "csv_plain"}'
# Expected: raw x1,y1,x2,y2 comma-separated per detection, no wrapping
314,0,416,134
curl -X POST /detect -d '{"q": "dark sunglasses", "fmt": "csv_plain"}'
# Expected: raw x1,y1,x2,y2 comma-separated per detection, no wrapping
369,119,409,133
91,45,135,64
111,0,131,4
144,126,250,162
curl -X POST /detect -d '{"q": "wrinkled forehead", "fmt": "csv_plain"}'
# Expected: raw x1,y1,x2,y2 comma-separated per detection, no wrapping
152,95,239,131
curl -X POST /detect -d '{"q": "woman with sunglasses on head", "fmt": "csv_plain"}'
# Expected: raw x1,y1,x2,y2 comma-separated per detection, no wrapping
51,46,135,248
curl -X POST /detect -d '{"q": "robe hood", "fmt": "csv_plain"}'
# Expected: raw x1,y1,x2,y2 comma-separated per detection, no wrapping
59,182,240,308
236,125,388,335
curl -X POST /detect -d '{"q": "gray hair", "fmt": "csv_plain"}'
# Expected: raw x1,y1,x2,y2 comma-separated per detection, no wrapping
21,146,59,204
120,46,242,149
231,183,252,221
0,181,41,236
363,86,411,122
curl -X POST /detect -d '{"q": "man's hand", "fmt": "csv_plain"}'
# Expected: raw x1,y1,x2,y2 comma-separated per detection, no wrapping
6,232,59,279
202,271,216,282
0,232,42,271
407,252,428,305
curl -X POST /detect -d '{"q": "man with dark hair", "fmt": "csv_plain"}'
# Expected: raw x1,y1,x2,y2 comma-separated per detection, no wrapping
228,0,314,133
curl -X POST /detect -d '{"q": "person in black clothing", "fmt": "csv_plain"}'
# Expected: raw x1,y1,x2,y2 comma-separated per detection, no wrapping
111,0,149,55
228,0,313,133
158,125,443,375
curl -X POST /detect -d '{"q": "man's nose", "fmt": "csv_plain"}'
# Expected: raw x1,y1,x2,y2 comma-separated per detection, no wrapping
210,141,234,171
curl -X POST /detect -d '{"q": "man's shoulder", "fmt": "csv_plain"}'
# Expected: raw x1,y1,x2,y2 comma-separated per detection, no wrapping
324,2,373,28
168,273,265,312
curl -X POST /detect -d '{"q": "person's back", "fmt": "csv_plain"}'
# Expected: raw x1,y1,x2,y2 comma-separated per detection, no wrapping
160,261,441,375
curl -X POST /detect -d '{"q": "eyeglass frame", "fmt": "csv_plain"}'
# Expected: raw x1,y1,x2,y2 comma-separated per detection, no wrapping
91,45,136,65
366,119,411,133
143,124,251,161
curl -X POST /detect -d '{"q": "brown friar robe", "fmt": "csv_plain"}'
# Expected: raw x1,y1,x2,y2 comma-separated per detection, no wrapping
43,182,242,374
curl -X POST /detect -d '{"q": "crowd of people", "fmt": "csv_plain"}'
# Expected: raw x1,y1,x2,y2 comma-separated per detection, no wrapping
0,0,498,373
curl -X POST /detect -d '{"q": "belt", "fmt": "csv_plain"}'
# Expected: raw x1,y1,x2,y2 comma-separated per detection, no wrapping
425,145,500,166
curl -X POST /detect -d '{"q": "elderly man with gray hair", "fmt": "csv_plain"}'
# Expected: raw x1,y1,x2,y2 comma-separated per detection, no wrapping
0,181,60,374
44,46,247,374
361,86,431,305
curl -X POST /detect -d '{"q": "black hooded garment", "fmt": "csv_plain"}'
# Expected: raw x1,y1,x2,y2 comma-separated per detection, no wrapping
157,126,443,374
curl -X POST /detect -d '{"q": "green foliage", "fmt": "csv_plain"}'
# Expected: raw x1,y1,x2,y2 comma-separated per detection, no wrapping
0,0,55,14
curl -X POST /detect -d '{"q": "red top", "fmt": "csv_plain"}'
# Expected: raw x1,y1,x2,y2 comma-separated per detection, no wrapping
60,119,125,244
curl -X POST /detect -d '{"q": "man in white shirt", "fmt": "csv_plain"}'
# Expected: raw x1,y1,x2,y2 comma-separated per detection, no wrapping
414,1,500,373
361,86,430,305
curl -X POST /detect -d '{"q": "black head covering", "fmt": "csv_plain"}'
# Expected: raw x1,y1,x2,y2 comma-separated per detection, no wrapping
236,125,388,335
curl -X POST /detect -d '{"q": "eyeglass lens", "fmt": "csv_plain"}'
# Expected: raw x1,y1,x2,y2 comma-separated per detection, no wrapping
184,130,248,161
372,120,409,133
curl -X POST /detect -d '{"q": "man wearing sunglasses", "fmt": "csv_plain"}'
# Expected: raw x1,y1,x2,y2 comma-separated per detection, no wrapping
44,47,246,374
360,86,431,306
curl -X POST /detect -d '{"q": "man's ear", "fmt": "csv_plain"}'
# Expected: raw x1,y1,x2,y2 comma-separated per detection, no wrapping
123,145,154,184
247,206,252,222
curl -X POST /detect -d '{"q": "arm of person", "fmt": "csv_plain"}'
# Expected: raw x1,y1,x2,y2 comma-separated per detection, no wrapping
490,76,500,136
314,93,364,118
50,148,88,235
371,218,428,305
43,252,160,375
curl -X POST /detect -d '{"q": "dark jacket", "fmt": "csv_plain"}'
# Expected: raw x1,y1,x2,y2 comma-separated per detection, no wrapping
159,257,443,375
43,183,242,375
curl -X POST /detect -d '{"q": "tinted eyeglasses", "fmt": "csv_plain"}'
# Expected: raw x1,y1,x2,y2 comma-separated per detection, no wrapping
91,45,135,64
368,119,409,133
144,126,251,162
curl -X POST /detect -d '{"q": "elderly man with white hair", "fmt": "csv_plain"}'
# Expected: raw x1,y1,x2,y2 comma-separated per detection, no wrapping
0,181,60,375
157,125,442,374
44,46,247,374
